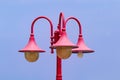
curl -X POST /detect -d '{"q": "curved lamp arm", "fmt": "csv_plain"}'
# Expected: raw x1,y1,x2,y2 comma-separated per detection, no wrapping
31,16,54,53
57,12,66,33
65,17,82,36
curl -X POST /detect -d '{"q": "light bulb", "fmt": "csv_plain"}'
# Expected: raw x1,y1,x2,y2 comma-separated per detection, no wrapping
77,52,83,58
24,52,39,62
56,47,72,59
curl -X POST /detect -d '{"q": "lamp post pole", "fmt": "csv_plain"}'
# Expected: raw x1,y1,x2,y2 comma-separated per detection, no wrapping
54,12,65,80
19,12,94,80
54,30,62,80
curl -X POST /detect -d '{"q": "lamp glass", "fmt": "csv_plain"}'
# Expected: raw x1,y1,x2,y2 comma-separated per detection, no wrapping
24,52,39,62
77,52,83,58
56,47,72,59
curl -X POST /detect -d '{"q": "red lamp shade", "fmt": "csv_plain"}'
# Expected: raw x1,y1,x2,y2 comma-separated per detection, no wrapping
51,31,78,59
19,34,45,62
19,34,45,52
52,31,78,48
72,36,94,53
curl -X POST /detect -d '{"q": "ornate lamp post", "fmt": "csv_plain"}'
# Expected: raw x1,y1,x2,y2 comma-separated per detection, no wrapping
19,12,94,80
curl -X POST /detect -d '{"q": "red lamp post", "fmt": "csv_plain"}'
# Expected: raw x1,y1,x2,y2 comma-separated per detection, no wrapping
19,12,94,80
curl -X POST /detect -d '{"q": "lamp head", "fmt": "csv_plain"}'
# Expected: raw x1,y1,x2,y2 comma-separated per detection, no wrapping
19,34,45,62
51,31,78,59
72,35,94,57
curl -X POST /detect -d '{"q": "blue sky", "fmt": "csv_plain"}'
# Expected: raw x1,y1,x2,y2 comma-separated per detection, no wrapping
0,0,120,80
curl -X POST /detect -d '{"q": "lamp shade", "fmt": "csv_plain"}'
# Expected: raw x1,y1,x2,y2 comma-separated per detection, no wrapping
19,34,45,62
19,34,45,52
72,36,94,53
52,31,78,48
51,31,78,59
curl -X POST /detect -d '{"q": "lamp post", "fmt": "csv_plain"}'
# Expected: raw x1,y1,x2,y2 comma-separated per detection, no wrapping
19,12,94,80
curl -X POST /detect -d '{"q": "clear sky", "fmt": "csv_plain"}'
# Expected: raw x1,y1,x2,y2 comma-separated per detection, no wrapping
0,0,120,80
